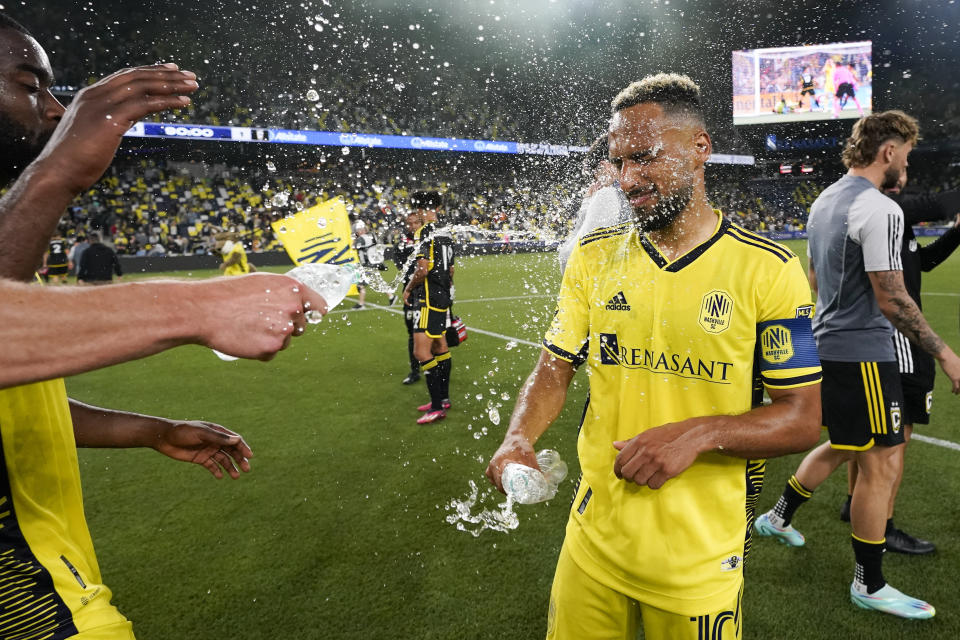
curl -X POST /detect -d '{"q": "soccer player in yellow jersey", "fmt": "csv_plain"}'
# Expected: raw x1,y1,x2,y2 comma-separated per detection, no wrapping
487,73,822,640
217,233,256,275
0,13,321,639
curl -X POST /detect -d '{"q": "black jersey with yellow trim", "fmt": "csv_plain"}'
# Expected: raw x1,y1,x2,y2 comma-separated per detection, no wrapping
414,222,454,309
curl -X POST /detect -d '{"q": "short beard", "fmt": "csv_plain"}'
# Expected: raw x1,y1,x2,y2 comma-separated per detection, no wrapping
0,111,51,186
880,165,901,192
635,185,694,233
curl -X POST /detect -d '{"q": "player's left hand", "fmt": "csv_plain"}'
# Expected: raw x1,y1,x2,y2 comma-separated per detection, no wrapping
612,421,700,489
151,420,253,479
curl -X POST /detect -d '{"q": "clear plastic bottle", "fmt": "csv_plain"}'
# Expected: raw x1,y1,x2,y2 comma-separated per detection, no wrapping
502,449,568,505
285,262,358,322
214,262,358,360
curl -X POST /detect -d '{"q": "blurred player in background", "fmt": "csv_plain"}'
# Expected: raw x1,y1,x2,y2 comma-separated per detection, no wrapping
403,191,454,424
77,231,122,284
557,134,632,273
835,170,960,553
488,73,821,640
217,232,256,275
352,219,386,309
394,208,424,383
756,111,960,619
42,233,70,283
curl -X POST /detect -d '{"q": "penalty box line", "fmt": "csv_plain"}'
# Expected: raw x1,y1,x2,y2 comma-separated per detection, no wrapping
362,304,960,454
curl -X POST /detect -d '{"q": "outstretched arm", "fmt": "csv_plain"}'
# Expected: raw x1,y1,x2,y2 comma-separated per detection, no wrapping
486,351,576,492
869,269,960,392
70,400,252,479
0,274,328,389
613,384,821,490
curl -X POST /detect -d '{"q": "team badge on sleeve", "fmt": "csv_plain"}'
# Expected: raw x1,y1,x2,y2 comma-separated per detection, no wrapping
760,325,794,364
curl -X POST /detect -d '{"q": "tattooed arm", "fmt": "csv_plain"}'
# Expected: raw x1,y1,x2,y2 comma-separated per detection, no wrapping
869,270,960,393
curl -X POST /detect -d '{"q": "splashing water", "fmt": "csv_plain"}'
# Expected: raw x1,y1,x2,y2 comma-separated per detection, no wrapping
354,223,561,299
444,480,519,537
305,89,320,102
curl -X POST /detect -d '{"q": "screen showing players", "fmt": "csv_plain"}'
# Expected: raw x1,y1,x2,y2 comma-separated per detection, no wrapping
733,41,872,125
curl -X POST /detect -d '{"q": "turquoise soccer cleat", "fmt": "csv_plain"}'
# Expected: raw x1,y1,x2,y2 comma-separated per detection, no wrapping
850,583,935,619
754,512,806,547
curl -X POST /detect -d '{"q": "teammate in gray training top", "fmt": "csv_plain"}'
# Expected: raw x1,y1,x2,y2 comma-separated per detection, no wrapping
756,110,960,620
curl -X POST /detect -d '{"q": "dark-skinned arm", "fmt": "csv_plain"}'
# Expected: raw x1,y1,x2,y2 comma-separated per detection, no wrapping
918,214,960,272
869,270,960,392
70,400,253,480
613,384,821,490
486,351,576,492
0,64,198,281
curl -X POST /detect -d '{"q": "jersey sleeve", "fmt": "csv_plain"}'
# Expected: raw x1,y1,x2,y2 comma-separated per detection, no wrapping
755,256,822,389
543,242,590,366
849,192,904,272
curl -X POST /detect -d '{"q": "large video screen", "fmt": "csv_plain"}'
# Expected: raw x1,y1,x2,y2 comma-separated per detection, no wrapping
733,41,872,126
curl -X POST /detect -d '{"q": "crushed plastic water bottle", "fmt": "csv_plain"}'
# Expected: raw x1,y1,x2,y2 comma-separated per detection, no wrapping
305,89,320,102
286,262,359,322
501,449,568,505
213,263,358,361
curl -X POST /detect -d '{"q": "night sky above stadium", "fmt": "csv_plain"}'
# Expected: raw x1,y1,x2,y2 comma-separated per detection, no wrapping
18,1,960,144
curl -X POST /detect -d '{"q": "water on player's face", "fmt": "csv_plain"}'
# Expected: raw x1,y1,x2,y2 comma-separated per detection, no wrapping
608,104,697,231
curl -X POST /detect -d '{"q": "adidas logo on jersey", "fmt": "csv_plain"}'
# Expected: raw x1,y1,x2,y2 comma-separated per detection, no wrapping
605,291,631,311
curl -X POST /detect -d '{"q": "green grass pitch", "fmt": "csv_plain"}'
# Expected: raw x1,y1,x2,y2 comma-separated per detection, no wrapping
67,240,960,639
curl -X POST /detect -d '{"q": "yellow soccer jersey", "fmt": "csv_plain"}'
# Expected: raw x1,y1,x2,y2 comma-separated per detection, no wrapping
223,243,250,276
544,214,820,616
0,380,131,638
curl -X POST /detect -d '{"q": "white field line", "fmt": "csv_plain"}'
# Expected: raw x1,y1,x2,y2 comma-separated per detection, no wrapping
912,434,960,452
364,303,541,348
362,304,960,453
921,292,960,297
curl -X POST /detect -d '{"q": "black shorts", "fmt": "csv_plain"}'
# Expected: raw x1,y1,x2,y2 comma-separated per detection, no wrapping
836,82,855,99
47,265,69,276
403,304,416,335
900,376,933,426
800,87,816,97
821,360,905,450
410,302,448,339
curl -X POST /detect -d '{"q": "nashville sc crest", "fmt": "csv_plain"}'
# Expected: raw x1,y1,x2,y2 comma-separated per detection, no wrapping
699,290,734,334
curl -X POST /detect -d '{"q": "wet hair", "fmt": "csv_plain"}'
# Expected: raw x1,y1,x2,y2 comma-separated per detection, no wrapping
409,190,442,210
582,134,609,176
841,110,919,169
611,73,704,125
0,12,31,37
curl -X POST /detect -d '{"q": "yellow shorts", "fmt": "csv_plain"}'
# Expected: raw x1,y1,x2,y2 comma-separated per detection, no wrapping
546,543,743,640
74,620,135,639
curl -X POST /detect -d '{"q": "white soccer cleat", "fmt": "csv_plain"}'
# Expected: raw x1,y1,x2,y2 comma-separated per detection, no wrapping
850,583,935,619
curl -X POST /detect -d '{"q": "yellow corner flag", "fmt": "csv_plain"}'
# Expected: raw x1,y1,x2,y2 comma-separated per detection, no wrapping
271,197,360,295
